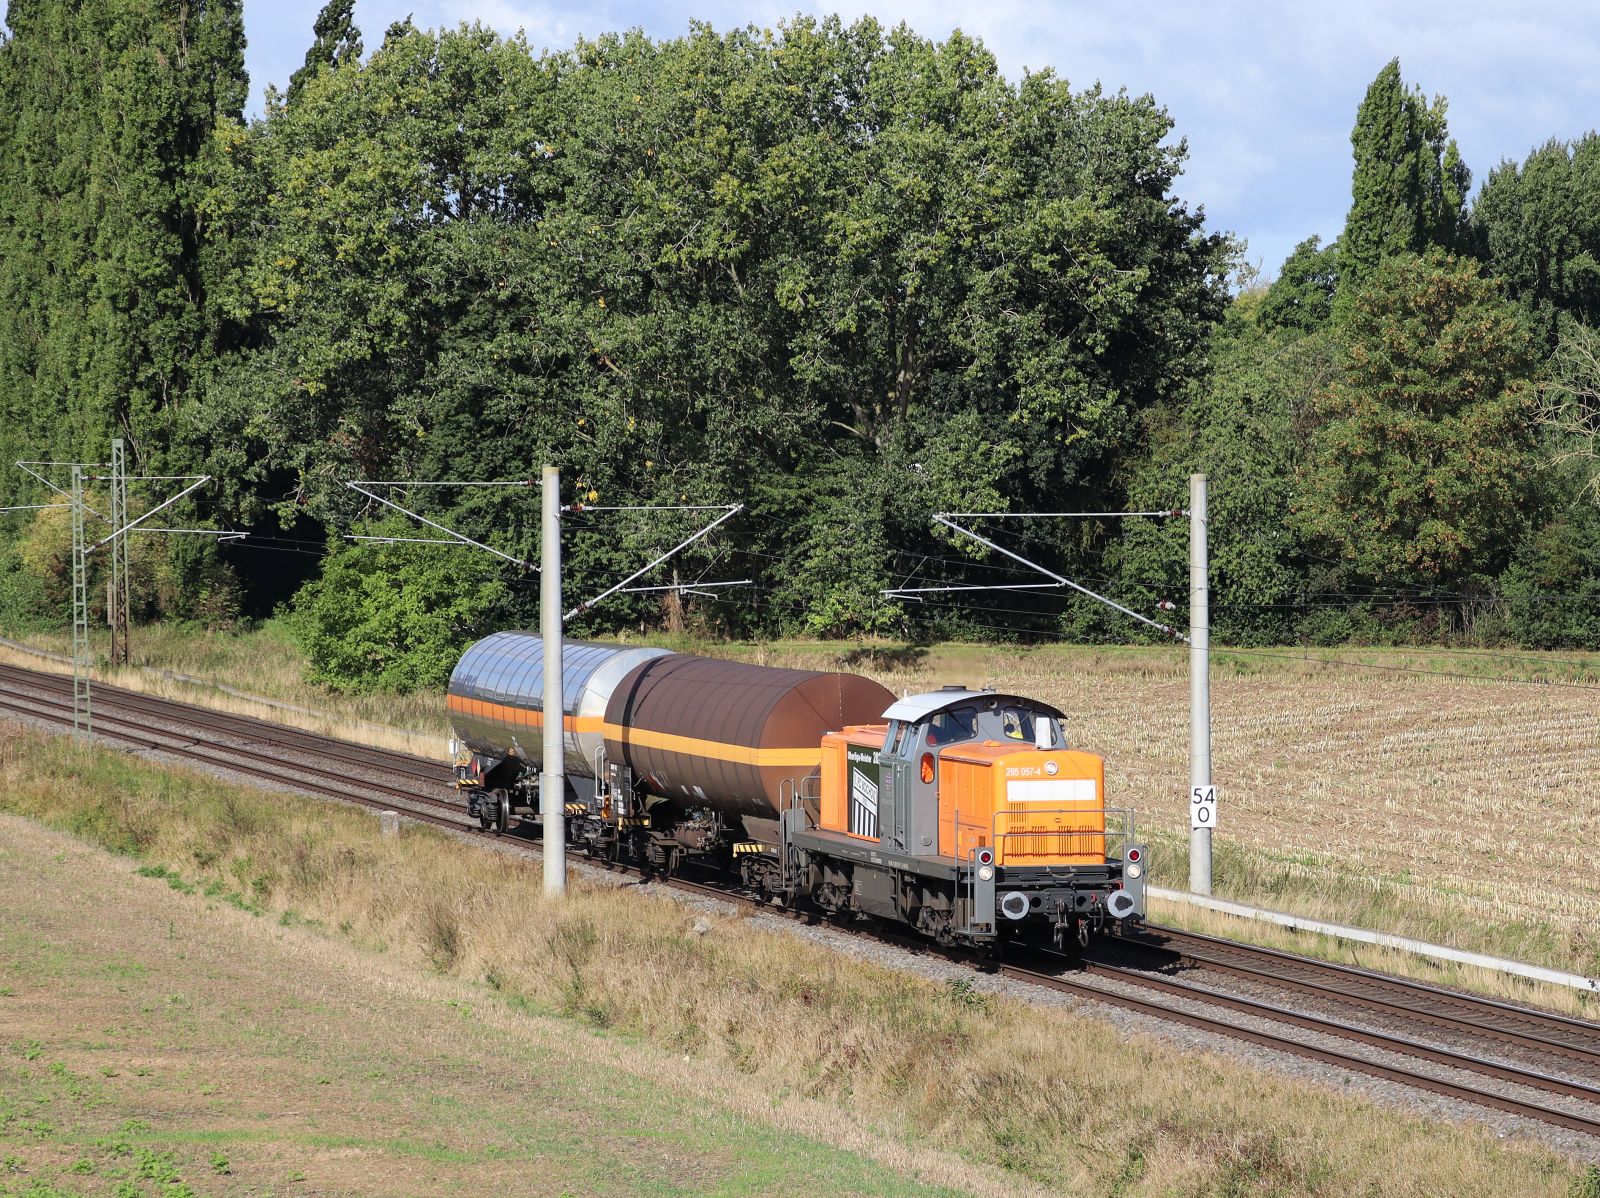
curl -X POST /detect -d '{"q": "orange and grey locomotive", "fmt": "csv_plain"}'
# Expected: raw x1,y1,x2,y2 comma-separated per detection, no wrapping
448,632,1146,949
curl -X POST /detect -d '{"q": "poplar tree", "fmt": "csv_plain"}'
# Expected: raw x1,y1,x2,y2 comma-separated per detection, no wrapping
0,0,247,500
287,0,364,103
1339,59,1470,298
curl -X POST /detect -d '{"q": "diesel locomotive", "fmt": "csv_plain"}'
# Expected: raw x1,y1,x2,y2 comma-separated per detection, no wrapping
448,633,1146,950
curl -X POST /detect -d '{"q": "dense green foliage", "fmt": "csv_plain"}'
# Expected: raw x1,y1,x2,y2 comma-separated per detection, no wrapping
3,10,1600,687
289,526,513,691
1472,134,1600,346
1294,251,1537,588
194,14,1230,652
0,0,246,476
1116,294,1333,644
1338,59,1469,298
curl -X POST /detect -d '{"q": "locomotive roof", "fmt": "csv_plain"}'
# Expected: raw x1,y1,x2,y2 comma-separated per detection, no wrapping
881,689,1066,723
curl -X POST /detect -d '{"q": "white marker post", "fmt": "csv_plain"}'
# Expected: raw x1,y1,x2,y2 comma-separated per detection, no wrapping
1189,473,1213,895
541,464,567,898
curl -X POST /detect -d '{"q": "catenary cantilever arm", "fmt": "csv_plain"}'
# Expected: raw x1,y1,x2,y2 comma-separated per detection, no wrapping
565,505,743,621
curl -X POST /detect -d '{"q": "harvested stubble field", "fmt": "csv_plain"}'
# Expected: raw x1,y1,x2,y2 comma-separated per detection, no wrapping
733,641,1600,996
5,624,1597,998
0,730,1594,1198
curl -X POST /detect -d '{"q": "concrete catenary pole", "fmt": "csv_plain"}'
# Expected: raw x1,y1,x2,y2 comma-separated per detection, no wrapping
109,438,130,667
540,464,567,897
1189,473,1213,895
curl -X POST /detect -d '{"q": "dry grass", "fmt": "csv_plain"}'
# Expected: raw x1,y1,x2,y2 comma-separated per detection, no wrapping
0,725,1593,1197
0,621,445,756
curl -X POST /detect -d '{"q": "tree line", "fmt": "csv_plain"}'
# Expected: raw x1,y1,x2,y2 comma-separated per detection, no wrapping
0,6,1596,689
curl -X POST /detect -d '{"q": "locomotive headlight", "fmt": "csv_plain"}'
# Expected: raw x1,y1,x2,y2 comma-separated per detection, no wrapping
977,864,995,882
1126,862,1143,880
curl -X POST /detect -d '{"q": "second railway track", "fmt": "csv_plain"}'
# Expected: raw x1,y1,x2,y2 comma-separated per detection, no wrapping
1,659,1596,1145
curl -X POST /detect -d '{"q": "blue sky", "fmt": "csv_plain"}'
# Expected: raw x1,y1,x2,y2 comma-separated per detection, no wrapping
244,1,1600,278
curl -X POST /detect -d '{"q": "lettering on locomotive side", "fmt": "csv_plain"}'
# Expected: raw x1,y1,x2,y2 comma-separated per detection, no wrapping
847,744,879,838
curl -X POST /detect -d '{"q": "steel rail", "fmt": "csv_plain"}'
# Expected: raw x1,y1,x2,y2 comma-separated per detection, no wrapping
0,691,458,824
998,960,1600,1139
0,663,441,782
1069,955,1600,1105
1106,925,1600,1067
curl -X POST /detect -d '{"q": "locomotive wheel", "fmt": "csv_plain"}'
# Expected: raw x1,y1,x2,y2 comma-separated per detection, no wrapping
493,792,511,836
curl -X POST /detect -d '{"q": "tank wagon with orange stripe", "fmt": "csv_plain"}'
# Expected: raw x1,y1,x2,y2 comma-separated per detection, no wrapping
448,633,1146,950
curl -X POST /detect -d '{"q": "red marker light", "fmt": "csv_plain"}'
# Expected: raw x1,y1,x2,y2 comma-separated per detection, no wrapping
977,848,994,866
1126,847,1141,864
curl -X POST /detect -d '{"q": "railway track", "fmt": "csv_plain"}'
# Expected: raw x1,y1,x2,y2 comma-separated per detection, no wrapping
2,659,1596,1142
1110,924,1600,1068
0,661,440,783
1055,954,1600,1135
0,662,465,833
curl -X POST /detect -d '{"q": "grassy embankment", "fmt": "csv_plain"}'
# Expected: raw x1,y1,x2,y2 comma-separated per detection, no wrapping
0,811,974,1198
1,728,1596,1198
4,622,1598,1010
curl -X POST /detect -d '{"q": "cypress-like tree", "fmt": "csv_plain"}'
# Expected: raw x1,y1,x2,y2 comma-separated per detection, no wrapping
1472,134,1600,345
1295,251,1536,590
1339,59,1470,299
0,0,247,500
287,0,364,103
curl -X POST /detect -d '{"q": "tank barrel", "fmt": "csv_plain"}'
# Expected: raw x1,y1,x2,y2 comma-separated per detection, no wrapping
448,634,893,821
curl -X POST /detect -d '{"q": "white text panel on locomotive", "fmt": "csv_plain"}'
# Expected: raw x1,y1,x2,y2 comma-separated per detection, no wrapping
1006,779,1097,804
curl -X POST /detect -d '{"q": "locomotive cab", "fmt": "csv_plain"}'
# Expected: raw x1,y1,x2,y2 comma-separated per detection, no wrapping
802,688,1146,950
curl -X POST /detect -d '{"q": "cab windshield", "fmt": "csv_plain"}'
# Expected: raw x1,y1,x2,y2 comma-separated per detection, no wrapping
999,707,1036,742
925,707,979,746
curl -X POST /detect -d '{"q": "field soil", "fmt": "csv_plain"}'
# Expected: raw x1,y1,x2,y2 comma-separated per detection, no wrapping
0,812,983,1198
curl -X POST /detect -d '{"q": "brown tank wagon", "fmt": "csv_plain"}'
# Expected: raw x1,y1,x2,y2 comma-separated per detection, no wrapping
603,653,894,819
447,632,892,819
